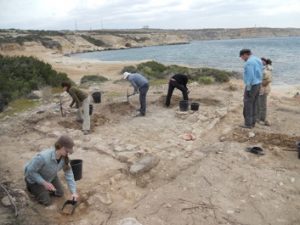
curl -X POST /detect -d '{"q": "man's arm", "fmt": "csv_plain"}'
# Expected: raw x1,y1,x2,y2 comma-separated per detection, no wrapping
129,80,139,94
244,64,255,91
69,89,81,108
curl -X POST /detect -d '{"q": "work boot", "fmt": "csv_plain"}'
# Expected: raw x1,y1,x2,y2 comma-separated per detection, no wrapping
83,130,89,135
239,124,253,129
264,120,270,126
135,113,145,117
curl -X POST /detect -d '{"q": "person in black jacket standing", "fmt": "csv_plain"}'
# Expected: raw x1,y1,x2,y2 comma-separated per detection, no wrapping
165,74,189,107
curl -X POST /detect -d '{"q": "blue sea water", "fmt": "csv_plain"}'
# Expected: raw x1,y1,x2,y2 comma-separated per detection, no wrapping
72,37,300,85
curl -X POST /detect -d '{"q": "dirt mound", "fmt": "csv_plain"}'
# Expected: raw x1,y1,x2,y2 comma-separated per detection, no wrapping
106,102,135,114
226,128,300,149
154,95,222,107
58,114,109,131
58,120,81,130
92,113,109,126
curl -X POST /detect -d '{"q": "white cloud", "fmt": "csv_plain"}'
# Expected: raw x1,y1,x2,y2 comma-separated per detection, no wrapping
0,0,299,29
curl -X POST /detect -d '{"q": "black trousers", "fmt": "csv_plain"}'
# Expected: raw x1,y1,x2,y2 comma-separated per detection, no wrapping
243,84,260,127
165,80,188,106
25,176,64,206
139,84,149,115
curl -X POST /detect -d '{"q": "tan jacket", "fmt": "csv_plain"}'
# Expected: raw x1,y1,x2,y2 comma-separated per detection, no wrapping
260,65,272,95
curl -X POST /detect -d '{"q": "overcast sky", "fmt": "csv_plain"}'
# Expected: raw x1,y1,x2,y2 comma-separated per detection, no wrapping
0,0,300,30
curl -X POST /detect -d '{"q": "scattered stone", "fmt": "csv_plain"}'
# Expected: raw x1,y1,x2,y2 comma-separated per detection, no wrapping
216,108,228,118
27,90,42,99
181,133,196,141
1,196,13,207
279,182,284,186
219,136,226,142
290,177,295,183
226,210,235,214
129,154,160,176
126,144,137,151
114,146,124,152
136,176,150,188
248,132,255,138
206,118,220,130
98,192,113,205
118,218,142,225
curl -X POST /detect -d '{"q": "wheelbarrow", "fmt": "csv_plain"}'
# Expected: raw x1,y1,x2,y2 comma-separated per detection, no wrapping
61,198,77,215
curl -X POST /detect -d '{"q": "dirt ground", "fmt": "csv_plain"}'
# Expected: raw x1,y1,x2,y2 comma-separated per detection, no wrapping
1,51,300,225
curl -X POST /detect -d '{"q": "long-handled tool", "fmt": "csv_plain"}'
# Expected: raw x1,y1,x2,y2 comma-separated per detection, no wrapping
59,95,65,117
126,89,136,103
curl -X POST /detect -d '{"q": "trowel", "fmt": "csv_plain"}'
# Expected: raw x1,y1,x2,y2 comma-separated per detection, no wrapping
61,198,77,215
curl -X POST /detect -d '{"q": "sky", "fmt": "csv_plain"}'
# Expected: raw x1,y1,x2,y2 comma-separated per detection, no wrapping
0,0,300,30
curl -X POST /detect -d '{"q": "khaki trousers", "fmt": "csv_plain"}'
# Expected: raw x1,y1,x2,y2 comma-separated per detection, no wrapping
77,98,90,131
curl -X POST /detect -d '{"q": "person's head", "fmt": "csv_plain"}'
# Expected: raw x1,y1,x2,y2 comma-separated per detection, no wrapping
123,72,131,80
261,57,272,66
55,135,74,157
61,81,72,92
239,49,252,61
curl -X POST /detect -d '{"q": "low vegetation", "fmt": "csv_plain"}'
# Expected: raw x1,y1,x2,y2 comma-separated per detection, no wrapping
0,55,71,110
0,35,62,50
121,61,234,84
80,35,107,47
80,75,108,84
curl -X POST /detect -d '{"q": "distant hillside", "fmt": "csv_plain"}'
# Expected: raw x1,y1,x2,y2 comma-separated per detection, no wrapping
0,28,299,55
174,28,300,40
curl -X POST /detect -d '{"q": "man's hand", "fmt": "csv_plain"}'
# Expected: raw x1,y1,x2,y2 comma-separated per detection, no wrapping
71,193,79,201
42,181,56,191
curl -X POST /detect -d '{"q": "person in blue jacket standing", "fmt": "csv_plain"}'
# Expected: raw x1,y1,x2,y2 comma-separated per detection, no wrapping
239,49,263,129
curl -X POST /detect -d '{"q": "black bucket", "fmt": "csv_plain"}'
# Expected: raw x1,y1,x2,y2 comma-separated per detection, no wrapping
191,102,200,111
89,104,93,115
179,100,189,111
92,92,101,103
297,141,300,159
70,159,83,181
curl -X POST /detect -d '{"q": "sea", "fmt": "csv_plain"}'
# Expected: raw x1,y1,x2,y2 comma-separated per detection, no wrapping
72,36,300,85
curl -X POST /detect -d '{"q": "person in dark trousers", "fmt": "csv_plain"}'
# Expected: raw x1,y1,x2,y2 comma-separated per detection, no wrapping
165,74,189,107
61,81,90,135
24,135,78,206
123,72,149,117
240,49,263,129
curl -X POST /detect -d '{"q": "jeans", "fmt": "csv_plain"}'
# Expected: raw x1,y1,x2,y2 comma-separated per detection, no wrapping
243,84,260,127
139,84,149,115
165,80,189,107
25,176,64,206
256,94,267,122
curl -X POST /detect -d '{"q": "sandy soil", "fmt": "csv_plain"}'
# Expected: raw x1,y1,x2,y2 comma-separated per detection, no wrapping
0,50,300,225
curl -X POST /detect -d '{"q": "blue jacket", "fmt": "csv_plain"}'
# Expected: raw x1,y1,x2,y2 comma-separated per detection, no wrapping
243,55,263,91
25,147,76,193
128,73,149,92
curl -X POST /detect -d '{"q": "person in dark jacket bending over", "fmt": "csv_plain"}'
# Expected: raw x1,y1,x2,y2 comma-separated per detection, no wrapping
123,72,149,117
165,74,189,107
61,81,90,135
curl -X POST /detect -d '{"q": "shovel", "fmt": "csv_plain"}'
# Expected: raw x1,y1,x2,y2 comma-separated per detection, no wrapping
61,198,77,215
126,89,136,103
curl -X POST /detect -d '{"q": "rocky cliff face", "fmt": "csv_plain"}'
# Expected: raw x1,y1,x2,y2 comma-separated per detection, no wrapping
1,28,299,55
0,30,189,54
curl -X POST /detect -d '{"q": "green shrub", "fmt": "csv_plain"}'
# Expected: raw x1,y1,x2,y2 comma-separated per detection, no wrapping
81,35,107,47
0,55,71,104
198,76,214,85
80,75,108,84
121,65,137,73
121,61,234,83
